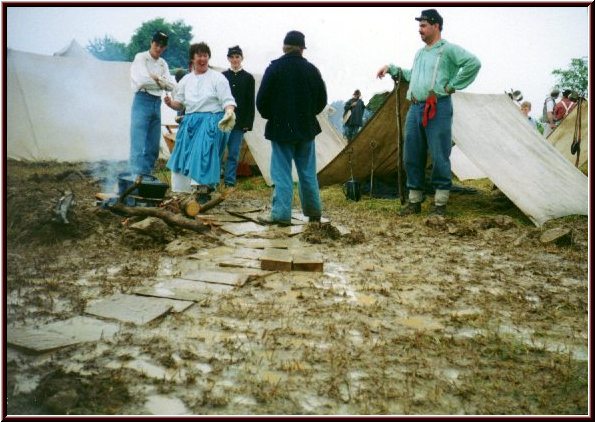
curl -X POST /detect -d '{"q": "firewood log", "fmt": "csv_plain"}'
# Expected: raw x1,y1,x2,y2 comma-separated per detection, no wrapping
108,203,209,233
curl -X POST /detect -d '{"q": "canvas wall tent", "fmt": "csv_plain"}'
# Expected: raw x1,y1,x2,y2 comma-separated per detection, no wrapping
546,100,588,168
450,145,487,181
7,47,176,162
317,88,588,227
453,100,590,181
317,84,408,187
7,46,345,185
53,39,93,59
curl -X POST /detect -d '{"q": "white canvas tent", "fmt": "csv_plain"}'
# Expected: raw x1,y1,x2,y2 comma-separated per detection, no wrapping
7,45,345,184
450,145,487,181
53,39,94,59
7,47,176,162
451,93,587,226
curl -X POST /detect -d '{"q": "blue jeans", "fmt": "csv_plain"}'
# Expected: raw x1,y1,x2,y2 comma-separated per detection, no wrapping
222,129,243,186
404,96,453,191
129,91,162,175
270,140,322,223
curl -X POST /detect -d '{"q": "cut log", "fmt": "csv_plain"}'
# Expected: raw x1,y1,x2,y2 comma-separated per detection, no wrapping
181,197,201,217
108,203,209,233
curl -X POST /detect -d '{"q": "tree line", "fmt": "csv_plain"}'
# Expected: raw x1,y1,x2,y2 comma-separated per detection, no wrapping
86,17,192,70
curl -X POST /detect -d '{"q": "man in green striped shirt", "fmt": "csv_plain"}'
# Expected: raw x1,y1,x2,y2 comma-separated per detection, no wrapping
377,9,481,216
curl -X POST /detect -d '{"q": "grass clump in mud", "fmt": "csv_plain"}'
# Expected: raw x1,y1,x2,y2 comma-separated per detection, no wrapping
453,334,588,415
25,369,131,415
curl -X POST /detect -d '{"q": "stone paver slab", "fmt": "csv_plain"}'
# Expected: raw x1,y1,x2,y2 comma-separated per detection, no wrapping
85,294,173,325
7,316,119,353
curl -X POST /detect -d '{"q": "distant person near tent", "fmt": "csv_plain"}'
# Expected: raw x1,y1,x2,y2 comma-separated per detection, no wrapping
164,42,236,204
343,89,365,142
256,30,327,226
129,31,175,177
222,45,256,187
377,8,481,216
542,87,560,137
520,101,538,131
553,89,576,124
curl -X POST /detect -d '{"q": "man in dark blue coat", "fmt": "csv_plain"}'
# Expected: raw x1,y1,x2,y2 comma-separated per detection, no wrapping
256,30,327,226
343,89,365,142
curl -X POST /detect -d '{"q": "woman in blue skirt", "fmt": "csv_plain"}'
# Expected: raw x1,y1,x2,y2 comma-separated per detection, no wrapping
165,42,236,201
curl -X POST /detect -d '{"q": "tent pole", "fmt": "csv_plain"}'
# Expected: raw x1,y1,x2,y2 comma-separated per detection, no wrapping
393,72,406,205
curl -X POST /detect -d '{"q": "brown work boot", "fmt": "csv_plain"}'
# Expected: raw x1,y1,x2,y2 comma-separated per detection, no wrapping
399,202,422,216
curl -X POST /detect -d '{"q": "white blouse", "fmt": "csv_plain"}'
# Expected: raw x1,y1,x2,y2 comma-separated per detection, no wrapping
130,51,175,96
173,68,236,114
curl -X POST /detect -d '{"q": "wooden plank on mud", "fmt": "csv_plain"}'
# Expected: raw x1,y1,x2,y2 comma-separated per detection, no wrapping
7,316,119,353
292,252,324,272
231,238,291,249
260,248,293,271
220,221,269,236
218,257,263,269
234,247,264,260
134,278,234,301
85,293,173,325
181,270,250,287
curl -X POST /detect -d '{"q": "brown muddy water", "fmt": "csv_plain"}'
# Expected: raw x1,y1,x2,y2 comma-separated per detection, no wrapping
4,160,588,415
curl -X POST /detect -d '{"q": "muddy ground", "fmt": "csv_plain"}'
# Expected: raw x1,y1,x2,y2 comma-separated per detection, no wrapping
4,159,588,415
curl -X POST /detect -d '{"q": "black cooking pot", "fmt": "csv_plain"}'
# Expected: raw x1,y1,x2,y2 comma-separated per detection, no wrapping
117,173,169,199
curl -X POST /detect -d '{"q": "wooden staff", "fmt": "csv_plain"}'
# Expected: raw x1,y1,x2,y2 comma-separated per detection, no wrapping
393,71,406,204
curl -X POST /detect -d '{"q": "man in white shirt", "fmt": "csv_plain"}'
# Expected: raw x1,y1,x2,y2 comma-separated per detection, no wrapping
129,31,175,176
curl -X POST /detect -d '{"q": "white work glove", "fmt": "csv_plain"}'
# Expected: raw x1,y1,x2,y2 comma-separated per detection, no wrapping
218,109,236,133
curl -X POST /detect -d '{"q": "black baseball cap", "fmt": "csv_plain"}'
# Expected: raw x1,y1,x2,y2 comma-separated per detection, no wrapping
152,31,169,46
415,9,443,27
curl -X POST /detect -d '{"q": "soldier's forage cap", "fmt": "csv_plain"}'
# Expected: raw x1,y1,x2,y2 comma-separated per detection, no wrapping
283,30,306,48
415,9,443,26
152,31,168,46
227,45,243,57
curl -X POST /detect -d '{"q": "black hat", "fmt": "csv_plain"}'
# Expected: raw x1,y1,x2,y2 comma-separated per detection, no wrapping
415,9,443,27
227,45,243,57
283,30,306,48
152,31,168,46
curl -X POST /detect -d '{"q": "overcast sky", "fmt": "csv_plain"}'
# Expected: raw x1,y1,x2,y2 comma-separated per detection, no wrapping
6,5,589,118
